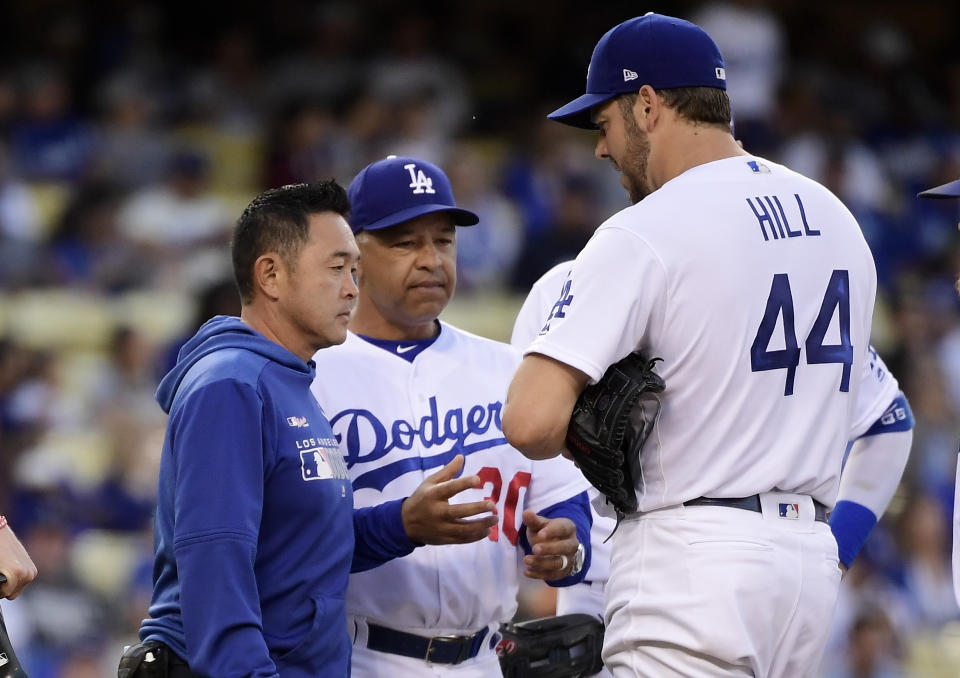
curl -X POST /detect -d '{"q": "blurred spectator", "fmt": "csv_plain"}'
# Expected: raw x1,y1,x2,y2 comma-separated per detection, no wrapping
776,107,891,216
90,72,168,189
116,149,232,290
45,181,143,291
821,552,913,675
0,143,43,287
446,142,523,290
509,173,602,290
15,521,110,678
80,415,162,533
367,12,471,160
824,606,904,678
9,65,95,182
0,345,57,462
896,495,960,628
265,2,364,109
262,99,356,188
184,27,264,133
899,354,959,507
693,0,785,155
92,326,161,424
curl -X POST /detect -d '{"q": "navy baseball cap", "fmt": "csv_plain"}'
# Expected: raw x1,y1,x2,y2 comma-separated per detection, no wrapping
548,13,727,129
918,179,960,199
347,155,479,233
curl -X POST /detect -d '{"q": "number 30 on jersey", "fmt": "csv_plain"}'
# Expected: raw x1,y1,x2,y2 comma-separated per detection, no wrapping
750,269,852,396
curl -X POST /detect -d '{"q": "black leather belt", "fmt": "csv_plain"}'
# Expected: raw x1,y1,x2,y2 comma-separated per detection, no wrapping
366,622,489,664
684,495,829,522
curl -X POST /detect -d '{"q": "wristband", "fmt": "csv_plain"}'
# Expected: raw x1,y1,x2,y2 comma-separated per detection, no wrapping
0,515,7,530
829,500,877,569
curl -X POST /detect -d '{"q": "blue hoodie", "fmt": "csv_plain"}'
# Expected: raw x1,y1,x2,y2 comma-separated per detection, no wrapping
140,316,415,677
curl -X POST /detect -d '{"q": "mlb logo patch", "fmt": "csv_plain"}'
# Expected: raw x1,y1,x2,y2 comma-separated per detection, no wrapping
778,503,800,520
300,444,350,481
301,448,334,481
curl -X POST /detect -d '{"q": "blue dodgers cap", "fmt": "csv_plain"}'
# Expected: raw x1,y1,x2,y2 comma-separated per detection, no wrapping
548,13,727,129
347,155,479,233
918,178,960,199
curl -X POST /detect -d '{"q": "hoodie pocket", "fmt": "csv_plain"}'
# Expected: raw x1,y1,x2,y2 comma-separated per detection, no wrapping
272,594,348,676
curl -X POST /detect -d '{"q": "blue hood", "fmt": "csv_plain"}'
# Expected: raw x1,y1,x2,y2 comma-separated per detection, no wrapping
156,315,311,413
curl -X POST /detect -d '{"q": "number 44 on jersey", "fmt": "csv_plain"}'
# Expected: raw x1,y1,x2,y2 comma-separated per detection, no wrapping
751,269,852,396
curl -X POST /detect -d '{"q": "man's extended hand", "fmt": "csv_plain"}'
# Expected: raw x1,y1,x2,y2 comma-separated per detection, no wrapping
0,525,37,599
521,510,579,581
402,454,498,545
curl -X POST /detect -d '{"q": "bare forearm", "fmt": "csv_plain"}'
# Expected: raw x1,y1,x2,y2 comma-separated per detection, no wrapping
504,354,588,459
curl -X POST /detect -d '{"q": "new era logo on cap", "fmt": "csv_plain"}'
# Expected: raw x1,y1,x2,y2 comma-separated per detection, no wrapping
547,13,727,129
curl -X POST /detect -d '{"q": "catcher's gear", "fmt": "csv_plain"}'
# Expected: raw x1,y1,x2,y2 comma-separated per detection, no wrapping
497,614,604,677
565,352,665,521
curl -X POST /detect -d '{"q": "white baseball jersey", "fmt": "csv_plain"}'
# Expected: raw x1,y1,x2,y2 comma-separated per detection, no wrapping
527,155,878,512
310,323,590,635
514,259,897,591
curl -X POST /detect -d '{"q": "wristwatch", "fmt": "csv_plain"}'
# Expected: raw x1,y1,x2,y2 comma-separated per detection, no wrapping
569,542,586,576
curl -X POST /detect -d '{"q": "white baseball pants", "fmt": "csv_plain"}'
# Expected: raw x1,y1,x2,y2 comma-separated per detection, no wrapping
603,493,842,677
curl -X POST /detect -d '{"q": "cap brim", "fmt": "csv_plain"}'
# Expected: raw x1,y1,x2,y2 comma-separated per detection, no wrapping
352,204,479,234
918,179,960,199
547,92,619,129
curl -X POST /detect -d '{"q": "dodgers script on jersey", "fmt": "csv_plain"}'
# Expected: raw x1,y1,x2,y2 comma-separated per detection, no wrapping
527,156,878,512
310,323,589,634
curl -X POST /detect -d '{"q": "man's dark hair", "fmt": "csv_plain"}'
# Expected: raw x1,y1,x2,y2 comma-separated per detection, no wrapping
618,87,732,129
232,180,350,304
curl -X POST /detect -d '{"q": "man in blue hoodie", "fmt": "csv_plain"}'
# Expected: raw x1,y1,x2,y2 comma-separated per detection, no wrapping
124,181,498,678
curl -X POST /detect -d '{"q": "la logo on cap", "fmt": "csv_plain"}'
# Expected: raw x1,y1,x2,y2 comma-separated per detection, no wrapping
404,163,435,195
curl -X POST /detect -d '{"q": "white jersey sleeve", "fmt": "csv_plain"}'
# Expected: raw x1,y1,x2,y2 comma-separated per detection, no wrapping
511,263,618,587
527,228,668,383
848,347,900,439
511,262,574,352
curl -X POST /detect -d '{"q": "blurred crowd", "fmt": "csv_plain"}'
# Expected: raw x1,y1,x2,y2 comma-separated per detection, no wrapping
0,1,958,676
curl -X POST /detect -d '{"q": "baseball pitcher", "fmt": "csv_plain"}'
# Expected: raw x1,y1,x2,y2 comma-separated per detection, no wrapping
504,13,899,676
512,261,914,676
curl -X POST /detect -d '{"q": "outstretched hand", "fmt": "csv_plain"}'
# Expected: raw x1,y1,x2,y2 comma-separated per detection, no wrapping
401,454,498,545
521,509,579,581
